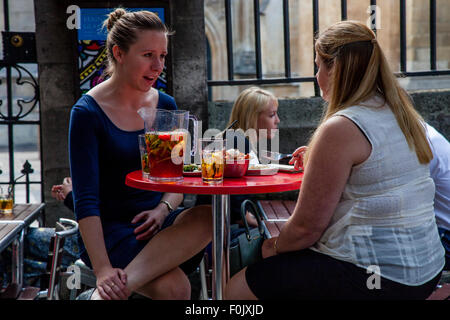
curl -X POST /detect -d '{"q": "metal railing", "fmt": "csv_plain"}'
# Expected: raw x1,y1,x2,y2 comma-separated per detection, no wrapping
0,0,42,204
207,0,450,95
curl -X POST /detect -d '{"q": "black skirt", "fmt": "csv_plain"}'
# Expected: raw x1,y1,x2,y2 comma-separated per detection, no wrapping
245,248,441,300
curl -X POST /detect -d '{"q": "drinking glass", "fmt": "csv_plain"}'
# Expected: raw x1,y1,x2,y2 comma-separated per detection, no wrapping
138,134,150,179
0,185,13,215
200,138,225,184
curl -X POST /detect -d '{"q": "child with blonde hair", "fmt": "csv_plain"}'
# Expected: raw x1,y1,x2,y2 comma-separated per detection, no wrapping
226,86,280,164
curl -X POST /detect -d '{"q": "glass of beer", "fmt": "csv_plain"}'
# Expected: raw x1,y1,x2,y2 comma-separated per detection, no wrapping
138,134,149,180
200,138,225,184
145,131,186,181
0,185,13,215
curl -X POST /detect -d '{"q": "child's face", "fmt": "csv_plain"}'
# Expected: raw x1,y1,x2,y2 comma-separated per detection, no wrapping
257,99,280,139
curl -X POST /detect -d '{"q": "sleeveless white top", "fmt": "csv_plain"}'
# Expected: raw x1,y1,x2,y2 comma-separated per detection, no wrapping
310,96,445,286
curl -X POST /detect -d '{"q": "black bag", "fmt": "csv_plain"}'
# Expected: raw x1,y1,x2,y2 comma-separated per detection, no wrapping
229,199,266,277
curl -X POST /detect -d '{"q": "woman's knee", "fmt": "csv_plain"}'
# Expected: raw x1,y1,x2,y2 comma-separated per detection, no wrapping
165,272,191,300
149,268,191,300
195,205,213,233
177,205,212,234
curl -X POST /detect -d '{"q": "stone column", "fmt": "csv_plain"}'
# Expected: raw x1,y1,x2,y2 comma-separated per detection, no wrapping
34,0,78,226
170,0,208,124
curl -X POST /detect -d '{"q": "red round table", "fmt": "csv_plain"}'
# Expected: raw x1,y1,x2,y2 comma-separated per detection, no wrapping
126,170,303,299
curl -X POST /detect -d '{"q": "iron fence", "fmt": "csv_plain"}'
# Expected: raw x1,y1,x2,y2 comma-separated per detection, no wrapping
207,0,450,94
0,0,41,204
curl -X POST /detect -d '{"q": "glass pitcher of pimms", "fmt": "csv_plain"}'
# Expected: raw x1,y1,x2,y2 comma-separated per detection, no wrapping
138,108,198,181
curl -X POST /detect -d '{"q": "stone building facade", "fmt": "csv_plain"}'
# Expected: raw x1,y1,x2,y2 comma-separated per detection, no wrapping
205,0,450,101
0,0,448,224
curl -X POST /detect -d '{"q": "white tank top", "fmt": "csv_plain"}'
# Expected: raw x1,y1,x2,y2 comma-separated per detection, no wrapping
310,96,445,286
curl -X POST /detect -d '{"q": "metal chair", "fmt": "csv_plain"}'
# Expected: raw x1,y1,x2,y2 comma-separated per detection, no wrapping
35,218,79,300
198,255,210,300
74,258,96,289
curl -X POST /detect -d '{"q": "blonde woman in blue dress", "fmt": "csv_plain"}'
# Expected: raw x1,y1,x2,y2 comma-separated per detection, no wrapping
70,9,211,300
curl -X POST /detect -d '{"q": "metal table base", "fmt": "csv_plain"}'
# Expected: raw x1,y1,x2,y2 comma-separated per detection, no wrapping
211,194,231,300
0,221,25,292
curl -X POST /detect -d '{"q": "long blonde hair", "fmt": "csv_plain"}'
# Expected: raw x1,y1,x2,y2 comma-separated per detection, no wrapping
227,87,278,132
311,20,432,164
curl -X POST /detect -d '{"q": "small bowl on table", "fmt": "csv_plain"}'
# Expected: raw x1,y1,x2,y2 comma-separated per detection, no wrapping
224,157,250,178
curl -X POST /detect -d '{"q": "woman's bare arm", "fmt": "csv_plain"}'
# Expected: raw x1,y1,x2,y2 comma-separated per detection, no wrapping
79,216,129,299
275,116,371,253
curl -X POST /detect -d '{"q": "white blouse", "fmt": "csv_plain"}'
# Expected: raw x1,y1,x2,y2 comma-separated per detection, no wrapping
310,96,445,286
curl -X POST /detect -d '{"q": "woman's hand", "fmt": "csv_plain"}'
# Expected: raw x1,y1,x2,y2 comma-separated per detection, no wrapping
131,207,167,241
95,265,130,300
261,237,278,259
289,146,308,171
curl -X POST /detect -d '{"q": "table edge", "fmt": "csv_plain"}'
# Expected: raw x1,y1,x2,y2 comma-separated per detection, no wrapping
126,171,302,195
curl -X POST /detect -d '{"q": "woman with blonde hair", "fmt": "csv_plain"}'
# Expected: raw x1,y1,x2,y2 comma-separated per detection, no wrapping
225,21,444,300
70,9,211,300
225,86,280,164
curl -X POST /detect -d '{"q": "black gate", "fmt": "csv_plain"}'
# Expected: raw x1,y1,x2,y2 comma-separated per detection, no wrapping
0,0,41,204
207,0,450,93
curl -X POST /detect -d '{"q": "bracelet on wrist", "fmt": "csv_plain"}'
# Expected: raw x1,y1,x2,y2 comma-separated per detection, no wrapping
160,200,174,213
273,238,279,254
